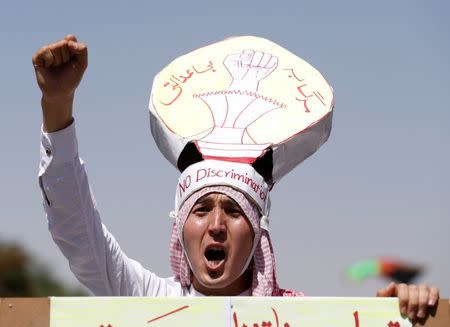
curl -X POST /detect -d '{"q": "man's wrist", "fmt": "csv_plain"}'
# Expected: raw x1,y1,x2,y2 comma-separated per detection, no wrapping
41,94,74,133
42,92,74,105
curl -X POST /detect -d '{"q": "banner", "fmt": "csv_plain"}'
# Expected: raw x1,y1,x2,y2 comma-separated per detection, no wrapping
1,297,448,327
50,297,422,327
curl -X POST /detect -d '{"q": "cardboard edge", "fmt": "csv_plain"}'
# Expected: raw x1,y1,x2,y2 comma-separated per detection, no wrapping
0,297,50,327
415,299,450,327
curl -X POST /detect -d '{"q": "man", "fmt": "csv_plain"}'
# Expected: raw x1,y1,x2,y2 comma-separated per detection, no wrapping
33,35,439,321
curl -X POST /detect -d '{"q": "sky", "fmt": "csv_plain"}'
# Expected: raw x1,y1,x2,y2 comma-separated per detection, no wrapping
0,0,449,297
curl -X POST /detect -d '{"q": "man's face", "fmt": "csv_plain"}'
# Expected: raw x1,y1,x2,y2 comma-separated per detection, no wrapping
183,192,254,295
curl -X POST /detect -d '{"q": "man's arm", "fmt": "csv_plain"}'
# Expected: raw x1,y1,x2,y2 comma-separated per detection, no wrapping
39,127,159,295
33,36,168,296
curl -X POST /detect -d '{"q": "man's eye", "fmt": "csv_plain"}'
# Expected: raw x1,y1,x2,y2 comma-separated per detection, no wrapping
194,206,209,214
226,208,243,217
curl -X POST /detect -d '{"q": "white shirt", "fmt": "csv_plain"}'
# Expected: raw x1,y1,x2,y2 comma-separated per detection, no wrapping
39,122,251,297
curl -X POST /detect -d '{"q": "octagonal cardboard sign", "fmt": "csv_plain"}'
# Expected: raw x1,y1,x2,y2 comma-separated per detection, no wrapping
149,36,333,181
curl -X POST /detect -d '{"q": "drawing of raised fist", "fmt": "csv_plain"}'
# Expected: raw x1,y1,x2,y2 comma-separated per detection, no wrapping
224,50,278,92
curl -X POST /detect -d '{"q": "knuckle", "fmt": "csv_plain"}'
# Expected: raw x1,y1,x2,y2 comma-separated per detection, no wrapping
50,40,64,50
398,283,408,291
409,284,418,291
37,46,48,56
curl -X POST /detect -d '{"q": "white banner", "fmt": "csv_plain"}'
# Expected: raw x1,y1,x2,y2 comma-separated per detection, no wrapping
50,297,411,327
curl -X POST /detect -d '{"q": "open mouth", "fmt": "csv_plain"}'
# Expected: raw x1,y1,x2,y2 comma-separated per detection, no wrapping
204,246,226,271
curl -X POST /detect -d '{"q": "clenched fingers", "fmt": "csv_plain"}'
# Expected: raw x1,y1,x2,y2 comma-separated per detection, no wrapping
32,36,87,70
415,285,439,319
379,283,441,320
33,40,67,68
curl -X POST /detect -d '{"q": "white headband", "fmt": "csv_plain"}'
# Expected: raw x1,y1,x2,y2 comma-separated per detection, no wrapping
173,160,271,219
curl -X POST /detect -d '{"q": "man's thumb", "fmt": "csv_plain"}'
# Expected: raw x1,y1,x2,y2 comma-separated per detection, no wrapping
376,282,396,297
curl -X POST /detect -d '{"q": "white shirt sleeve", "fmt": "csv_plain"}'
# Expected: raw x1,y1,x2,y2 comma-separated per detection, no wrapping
38,121,183,296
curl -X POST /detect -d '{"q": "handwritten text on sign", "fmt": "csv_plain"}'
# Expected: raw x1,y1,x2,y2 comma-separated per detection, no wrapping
50,297,411,327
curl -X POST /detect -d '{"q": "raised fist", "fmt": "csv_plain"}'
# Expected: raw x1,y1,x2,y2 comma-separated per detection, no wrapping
32,35,88,132
32,34,88,99
224,50,278,92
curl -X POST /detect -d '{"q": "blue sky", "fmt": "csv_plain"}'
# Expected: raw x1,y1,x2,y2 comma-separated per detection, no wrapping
0,0,449,296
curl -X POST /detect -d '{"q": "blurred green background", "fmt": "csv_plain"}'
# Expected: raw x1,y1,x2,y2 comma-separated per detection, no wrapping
0,240,86,297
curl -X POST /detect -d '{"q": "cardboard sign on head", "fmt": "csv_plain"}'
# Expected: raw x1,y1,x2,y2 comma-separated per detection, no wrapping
149,36,334,220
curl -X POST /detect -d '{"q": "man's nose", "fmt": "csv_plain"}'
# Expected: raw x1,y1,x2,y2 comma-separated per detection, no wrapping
208,208,226,235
